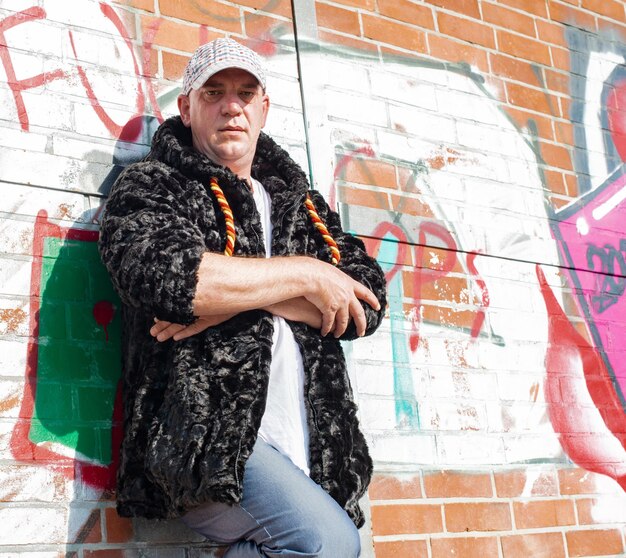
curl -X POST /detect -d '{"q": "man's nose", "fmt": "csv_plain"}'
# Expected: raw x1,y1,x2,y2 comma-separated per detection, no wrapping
221,93,243,115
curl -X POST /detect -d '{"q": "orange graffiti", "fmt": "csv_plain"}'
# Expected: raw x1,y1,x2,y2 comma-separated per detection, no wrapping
0,308,26,333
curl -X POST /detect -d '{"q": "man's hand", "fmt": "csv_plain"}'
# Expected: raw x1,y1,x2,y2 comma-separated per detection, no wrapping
150,314,235,342
302,259,380,338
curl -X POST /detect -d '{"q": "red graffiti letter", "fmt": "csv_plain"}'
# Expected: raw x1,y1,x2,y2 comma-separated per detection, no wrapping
69,2,145,138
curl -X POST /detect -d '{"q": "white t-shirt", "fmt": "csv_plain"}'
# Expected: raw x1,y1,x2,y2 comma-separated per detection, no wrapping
251,178,310,476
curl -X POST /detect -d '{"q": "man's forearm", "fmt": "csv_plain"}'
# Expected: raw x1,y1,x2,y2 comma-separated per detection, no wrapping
192,253,312,316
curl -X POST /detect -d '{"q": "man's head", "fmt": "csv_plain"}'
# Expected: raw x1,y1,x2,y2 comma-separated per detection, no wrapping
178,38,269,180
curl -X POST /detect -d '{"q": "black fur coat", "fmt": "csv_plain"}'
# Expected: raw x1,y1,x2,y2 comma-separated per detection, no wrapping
98,116,387,527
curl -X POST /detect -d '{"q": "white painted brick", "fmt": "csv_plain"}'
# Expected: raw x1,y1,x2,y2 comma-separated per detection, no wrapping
382,60,449,88
265,75,302,111
72,100,147,142
0,465,59,502
359,397,398,430
324,90,387,127
0,182,90,222
427,368,498,401
436,88,501,126
0,257,32,297
0,125,48,153
0,418,19,459
584,493,626,523
3,17,63,58
52,135,118,165
437,433,506,465
11,89,74,134
42,0,124,35
0,553,60,558
485,401,551,434
419,400,487,432
367,432,436,465
0,146,110,193
503,433,563,464
0,217,35,256
371,70,437,112
355,361,396,397
0,506,68,544
264,107,305,144
456,120,522,157
377,130,441,165
325,60,370,94
330,123,378,149
0,379,23,417
264,47,299,80
388,104,457,144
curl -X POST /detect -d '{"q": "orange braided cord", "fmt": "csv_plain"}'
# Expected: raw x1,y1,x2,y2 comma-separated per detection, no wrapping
305,194,341,265
210,177,236,257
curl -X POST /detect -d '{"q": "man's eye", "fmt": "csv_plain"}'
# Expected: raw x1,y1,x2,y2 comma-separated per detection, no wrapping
239,91,255,100
204,90,222,98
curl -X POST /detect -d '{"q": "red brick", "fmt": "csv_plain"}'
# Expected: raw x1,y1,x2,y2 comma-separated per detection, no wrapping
403,273,470,305
536,19,568,48
544,69,570,95
162,50,189,81
159,0,241,31
427,35,489,73
374,540,429,558
236,0,293,19
482,3,536,37
371,504,443,536
548,1,597,31
566,528,624,557
390,193,435,218
506,82,553,114
494,470,559,498
497,0,548,17
424,0,480,18
489,53,538,85
379,0,435,29
84,552,125,558
582,0,625,21
542,141,573,170
497,30,552,66
501,532,566,558
341,158,397,189
559,468,603,495
339,185,391,211
244,13,293,40
445,502,512,532
576,496,626,524
544,169,568,196
564,172,579,197
431,536,499,558
104,508,134,543
329,0,375,10
362,14,428,52
513,499,575,529
424,471,493,498
141,16,201,53
315,3,360,35
437,13,496,49
551,46,571,72
369,474,423,500
319,29,377,53
504,106,555,141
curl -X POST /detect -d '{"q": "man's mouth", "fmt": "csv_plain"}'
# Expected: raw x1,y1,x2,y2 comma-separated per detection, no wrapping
220,126,245,132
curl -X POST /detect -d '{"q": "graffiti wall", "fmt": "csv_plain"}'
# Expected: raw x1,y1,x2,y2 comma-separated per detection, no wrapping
1,0,626,557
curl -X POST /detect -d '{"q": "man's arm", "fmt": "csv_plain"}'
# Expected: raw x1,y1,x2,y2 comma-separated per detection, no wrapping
192,252,379,337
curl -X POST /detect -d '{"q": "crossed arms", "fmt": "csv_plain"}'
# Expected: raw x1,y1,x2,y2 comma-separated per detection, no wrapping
150,252,381,342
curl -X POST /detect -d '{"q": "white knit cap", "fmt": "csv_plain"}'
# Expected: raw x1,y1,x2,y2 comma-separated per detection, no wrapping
182,38,266,95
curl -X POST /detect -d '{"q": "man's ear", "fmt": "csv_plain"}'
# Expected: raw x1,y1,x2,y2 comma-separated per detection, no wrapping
261,94,270,128
178,94,191,127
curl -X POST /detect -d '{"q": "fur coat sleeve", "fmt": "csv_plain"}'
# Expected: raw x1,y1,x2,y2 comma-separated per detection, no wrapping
98,162,207,325
306,190,387,340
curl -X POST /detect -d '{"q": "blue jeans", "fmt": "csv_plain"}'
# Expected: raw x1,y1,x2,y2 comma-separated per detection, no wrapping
181,438,361,557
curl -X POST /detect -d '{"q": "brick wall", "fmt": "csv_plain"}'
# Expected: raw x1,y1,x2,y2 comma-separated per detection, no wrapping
1,0,626,557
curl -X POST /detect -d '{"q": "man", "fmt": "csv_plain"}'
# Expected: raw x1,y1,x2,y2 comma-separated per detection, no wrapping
99,38,386,557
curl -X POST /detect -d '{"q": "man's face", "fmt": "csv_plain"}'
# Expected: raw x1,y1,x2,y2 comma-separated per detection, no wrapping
178,67,270,177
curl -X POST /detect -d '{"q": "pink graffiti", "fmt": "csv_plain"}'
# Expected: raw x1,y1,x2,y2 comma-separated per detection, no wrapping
538,265,626,489
0,7,67,131
466,251,490,340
